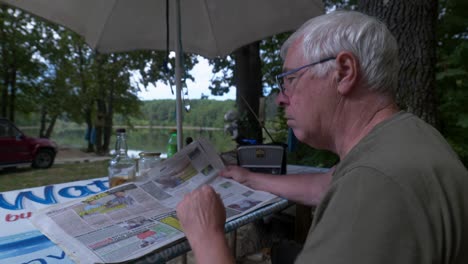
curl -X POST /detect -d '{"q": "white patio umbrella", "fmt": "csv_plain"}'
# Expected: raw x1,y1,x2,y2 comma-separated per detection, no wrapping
1,0,324,149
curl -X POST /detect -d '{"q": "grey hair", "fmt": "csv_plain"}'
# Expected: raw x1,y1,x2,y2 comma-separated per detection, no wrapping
280,10,399,94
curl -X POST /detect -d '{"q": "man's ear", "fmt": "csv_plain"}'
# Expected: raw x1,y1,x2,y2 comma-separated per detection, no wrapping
335,51,359,96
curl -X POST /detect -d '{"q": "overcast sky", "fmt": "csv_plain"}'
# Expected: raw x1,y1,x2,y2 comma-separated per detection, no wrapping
137,57,236,101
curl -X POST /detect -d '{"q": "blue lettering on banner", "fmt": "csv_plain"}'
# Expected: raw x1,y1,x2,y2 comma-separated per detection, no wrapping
0,186,56,211
0,180,108,211
22,259,46,264
21,251,66,264
47,251,67,259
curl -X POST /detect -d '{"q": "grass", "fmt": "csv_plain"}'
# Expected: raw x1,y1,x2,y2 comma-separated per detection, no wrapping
0,160,108,192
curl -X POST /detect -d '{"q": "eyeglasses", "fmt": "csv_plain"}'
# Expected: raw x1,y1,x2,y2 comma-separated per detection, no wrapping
275,57,336,95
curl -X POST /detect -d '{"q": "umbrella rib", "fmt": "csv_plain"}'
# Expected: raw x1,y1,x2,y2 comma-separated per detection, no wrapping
201,0,220,55
93,0,120,51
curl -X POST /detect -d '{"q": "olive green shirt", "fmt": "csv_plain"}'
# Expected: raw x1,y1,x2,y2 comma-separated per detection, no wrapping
296,112,468,264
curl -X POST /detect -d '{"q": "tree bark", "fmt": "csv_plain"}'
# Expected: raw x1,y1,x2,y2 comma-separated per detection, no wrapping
234,42,263,143
358,0,439,127
94,52,105,154
7,67,16,122
76,44,94,152
103,80,114,153
0,5,8,118
95,99,106,154
1,71,8,118
39,107,47,138
44,115,57,138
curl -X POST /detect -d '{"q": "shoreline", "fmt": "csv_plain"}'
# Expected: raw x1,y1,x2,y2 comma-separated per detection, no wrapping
55,146,111,164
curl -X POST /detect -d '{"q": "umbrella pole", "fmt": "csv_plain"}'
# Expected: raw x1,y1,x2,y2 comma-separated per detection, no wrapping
175,0,183,151
175,56,183,151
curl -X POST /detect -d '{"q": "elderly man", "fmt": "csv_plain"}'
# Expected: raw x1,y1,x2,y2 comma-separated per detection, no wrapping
177,11,468,264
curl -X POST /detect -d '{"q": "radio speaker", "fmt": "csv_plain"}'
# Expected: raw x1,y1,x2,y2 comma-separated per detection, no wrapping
237,144,287,175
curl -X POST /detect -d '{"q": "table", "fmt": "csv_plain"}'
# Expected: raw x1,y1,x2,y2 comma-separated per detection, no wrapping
0,165,327,264
132,165,328,263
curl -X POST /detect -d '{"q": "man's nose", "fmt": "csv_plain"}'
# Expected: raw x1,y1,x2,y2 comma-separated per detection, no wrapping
275,92,289,107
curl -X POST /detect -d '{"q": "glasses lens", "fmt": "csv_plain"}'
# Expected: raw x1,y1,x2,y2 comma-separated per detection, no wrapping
276,76,284,94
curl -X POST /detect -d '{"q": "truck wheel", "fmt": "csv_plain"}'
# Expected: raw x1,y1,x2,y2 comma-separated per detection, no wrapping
32,149,55,169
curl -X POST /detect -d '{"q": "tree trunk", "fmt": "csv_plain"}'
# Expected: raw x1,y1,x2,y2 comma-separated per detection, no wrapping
0,5,8,118
103,81,114,153
95,99,106,154
76,44,94,153
84,110,94,153
44,115,57,138
358,0,439,127
234,42,263,144
8,67,16,122
1,72,8,118
94,52,111,154
39,107,47,138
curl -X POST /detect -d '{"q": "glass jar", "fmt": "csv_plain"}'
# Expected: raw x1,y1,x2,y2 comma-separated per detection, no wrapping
108,128,136,188
138,152,162,179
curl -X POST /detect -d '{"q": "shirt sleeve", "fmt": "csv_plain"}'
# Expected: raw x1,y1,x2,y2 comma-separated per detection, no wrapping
295,167,426,264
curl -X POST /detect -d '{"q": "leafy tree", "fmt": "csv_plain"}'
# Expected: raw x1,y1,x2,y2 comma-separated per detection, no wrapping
0,4,199,153
0,5,44,122
135,99,235,129
437,0,468,164
32,23,80,138
208,36,290,144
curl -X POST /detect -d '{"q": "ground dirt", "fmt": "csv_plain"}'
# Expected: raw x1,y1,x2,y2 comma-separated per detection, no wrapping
55,146,111,164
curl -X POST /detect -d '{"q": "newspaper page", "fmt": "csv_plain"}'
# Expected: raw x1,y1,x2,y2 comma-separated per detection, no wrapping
30,139,277,263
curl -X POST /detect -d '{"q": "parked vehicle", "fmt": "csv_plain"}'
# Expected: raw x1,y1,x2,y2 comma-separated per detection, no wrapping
0,118,58,169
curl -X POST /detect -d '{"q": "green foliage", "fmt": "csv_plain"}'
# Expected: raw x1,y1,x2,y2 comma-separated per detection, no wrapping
3,1,468,167
0,6,45,118
260,33,291,95
208,33,291,97
207,56,235,96
0,5,198,142
288,144,339,168
132,99,236,128
436,0,468,165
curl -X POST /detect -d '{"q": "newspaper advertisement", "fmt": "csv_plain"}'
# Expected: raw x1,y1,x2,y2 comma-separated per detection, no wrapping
30,139,277,263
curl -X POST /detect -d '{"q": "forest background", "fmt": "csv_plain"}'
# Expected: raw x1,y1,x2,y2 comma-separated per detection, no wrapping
1,0,467,168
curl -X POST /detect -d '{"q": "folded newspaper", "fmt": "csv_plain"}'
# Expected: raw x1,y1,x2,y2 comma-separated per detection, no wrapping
30,138,278,263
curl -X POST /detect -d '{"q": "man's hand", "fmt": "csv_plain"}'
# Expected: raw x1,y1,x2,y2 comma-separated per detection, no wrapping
219,165,252,185
176,185,226,243
176,185,234,264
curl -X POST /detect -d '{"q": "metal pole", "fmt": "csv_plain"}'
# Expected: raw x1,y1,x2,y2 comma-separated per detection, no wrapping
174,0,187,263
174,0,183,151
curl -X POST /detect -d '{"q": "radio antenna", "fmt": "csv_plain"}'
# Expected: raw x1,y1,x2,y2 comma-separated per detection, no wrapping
240,95,275,143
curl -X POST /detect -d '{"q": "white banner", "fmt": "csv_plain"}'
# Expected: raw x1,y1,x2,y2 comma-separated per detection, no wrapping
0,177,109,264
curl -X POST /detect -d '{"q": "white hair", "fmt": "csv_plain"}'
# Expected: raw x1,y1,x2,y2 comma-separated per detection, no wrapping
281,11,399,94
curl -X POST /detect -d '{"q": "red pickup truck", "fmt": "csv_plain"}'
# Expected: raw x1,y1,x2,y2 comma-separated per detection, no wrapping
0,118,58,169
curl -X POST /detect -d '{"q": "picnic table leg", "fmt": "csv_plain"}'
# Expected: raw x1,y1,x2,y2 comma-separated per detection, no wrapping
227,230,237,258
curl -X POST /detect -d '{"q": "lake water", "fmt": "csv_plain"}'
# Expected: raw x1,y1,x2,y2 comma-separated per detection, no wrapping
22,127,236,158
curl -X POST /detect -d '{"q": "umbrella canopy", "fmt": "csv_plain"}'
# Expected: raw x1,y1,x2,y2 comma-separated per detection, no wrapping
1,0,324,148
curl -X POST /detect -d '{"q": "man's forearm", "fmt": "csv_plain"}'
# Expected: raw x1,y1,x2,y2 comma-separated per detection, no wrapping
248,172,332,206
189,231,235,264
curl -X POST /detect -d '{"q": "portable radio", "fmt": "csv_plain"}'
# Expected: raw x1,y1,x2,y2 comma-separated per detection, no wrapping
237,144,287,175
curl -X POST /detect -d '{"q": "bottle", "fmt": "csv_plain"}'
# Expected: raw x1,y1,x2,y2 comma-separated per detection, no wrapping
138,152,161,179
167,129,178,158
108,128,136,188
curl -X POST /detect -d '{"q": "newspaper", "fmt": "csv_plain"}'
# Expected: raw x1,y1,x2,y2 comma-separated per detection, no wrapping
30,139,277,263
